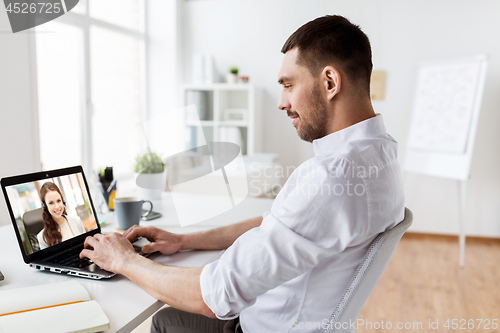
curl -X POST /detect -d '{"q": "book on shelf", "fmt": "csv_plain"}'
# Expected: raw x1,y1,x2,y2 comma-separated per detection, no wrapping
0,281,109,333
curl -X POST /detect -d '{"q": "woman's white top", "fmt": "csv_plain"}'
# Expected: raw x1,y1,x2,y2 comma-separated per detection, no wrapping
37,215,86,250
59,220,74,242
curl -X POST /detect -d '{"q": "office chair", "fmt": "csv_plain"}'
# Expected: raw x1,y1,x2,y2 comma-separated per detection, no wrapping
23,207,45,235
322,207,413,333
22,207,45,252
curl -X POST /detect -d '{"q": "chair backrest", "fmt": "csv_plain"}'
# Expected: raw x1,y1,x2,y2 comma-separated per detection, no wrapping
22,208,45,236
322,208,413,333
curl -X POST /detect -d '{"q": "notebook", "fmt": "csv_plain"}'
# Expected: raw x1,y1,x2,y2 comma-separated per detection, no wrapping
0,281,109,333
2,165,131,279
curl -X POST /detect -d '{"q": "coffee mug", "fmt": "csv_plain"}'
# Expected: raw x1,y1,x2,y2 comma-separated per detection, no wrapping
113,197,153,230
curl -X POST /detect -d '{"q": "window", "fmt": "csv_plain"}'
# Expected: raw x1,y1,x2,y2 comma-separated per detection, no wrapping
36,0,146,177
36,21,83,171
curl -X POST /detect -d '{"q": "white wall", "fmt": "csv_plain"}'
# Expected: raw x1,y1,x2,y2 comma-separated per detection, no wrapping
0,10,40,226
180,0,500,238
147,0,183,119
2,0,499,237
181,0,324,169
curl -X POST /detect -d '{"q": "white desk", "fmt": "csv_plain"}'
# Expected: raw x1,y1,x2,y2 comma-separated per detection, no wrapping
0,192,274,332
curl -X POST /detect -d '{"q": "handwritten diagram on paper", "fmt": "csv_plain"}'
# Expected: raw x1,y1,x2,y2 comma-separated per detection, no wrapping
407,59,482,154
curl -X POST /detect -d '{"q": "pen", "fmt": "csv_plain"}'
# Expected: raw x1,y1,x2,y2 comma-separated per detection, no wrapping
107,179,117,193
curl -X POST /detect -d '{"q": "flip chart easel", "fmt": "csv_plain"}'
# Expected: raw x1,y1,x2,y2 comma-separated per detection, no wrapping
404,55,488,268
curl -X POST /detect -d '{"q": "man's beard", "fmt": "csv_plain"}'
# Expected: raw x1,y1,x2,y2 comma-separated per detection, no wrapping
293,84,329,142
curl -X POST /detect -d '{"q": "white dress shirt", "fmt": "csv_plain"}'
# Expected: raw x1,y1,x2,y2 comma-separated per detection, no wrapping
200,114,405,332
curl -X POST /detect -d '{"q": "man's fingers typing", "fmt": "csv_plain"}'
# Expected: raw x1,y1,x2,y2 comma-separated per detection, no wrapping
79,248,93,260
142,243,158,254
124,226,155,241
125,226,160,242
123,225,140,238
84,235,97,249
94,233,105,241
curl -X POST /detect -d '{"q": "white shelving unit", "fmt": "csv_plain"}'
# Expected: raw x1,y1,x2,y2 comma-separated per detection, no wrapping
181,84,260,155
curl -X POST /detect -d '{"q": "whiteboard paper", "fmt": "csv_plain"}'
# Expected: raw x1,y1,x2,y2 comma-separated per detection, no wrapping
407,59,483,154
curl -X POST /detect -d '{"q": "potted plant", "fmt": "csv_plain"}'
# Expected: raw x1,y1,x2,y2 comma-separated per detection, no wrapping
226,67,239,84
133,152,166,200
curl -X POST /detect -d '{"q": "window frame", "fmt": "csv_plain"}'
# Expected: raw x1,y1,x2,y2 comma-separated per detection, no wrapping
34,0,148,176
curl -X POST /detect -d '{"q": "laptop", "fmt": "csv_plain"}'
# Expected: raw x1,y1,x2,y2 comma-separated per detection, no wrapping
2,166,132,279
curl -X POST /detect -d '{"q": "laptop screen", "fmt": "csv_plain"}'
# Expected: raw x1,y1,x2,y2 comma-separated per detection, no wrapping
4,171,98,255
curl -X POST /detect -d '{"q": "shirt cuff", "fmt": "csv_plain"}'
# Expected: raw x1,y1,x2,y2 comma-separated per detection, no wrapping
200,259,240,320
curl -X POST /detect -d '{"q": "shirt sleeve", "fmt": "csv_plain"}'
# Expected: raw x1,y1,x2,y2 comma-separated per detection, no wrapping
200,158,369,319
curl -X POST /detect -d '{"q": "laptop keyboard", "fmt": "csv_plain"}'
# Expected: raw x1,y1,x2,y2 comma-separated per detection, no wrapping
47,242,147,269
47,246,94,268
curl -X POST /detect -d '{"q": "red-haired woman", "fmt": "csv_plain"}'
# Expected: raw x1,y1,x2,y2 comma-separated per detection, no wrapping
37,182,86,249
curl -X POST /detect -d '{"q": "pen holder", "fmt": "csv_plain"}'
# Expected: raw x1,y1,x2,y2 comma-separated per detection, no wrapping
98,167,116,211
98,180,117,211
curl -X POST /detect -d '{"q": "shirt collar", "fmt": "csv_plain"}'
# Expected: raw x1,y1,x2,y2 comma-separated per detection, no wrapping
312,114,386,156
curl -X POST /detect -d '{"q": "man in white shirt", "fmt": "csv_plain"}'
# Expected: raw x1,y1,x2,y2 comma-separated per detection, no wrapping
80,15,404,333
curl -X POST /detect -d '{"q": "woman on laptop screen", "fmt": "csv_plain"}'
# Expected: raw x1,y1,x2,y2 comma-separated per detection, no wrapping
37,182,86,249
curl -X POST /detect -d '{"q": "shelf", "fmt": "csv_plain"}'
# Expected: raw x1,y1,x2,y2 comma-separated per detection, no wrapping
182,83,254,91
182,84,259,155
185,120,249,127
186,120,215,127
219,121,249,127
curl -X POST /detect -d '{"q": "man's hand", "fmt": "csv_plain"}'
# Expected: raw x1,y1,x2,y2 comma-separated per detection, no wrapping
79,233,138,273
123,225,184,255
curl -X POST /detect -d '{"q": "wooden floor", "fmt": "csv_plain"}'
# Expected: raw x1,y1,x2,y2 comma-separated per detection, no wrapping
358,233,500,333
133,233,500,333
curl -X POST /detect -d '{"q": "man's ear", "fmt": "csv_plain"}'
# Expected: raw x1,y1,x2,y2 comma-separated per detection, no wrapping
322,66,341,101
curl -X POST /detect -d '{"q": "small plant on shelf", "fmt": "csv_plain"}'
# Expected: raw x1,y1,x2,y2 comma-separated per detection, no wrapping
227,67,239,84
229,67,239,75
133,152,166,200
134,152,165,174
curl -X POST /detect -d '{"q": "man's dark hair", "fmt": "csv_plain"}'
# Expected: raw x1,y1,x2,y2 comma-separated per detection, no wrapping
281,15,373,97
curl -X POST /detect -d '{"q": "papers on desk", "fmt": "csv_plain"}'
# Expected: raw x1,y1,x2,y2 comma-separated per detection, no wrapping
0,281,109,333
